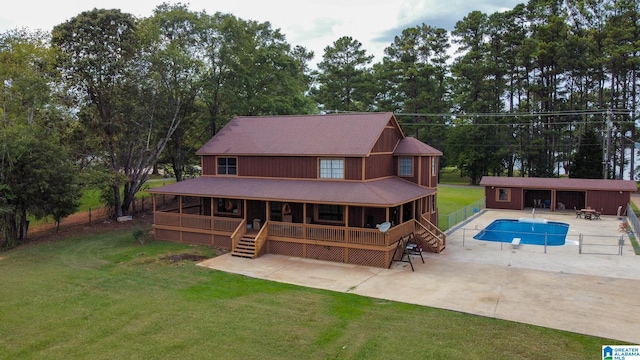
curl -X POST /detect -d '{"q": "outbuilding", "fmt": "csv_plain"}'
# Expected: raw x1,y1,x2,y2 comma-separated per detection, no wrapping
480,176,637,216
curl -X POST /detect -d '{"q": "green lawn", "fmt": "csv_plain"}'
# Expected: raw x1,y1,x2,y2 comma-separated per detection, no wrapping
0,229,612,359
437,184,484,230
77,177,176,212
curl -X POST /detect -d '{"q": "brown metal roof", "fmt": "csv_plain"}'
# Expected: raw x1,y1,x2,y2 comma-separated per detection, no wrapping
394,137,443,156
148,176,435,206
196,112,399,156
479,176,637,192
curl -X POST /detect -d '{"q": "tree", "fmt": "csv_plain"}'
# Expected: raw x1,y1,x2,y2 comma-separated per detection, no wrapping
569,127,603,178
199,12,315,138
53,9,184,217
140,3,205,182
449,11,506,184
313,36,373,112
373,24,451,152
0,29,79,247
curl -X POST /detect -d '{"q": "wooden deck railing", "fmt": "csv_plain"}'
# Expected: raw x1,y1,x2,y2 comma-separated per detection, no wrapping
154,212,243,233
181,214,212,230
306,224,345,242
387,220,417,246
230,219,247,252
154,211,442,250
267,221,389,247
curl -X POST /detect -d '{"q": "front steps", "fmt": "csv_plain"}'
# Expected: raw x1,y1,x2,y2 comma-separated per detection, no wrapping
231,234,257,258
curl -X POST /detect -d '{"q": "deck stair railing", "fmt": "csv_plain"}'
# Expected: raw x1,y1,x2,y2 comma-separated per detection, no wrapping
230,219,247,255
231,221,269,259
415,218,446,253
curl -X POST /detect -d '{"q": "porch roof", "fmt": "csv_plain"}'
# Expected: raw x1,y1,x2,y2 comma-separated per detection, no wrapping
147,176,435,206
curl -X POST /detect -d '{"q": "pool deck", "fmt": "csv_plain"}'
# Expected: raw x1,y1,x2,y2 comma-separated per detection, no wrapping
199,207,640,344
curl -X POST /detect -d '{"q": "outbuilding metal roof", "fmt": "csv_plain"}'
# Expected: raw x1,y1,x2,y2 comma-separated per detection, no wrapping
196,112,399,157
147,176,435,206
479,176,637,192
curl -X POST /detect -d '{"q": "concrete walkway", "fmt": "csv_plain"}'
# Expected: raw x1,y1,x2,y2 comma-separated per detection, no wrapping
199,208,640,343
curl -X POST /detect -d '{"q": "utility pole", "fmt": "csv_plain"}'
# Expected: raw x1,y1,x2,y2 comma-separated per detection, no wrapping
603,110,613,179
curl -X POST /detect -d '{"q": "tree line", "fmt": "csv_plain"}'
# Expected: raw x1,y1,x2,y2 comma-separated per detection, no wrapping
1,0,638,248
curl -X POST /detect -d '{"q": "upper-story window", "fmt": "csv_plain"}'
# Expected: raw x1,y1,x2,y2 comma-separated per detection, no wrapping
319,159,343,179
217,157,237,175
399,157,413,176
431,157,437,175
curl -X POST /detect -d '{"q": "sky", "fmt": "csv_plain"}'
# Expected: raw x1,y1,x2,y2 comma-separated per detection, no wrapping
0,0,522,65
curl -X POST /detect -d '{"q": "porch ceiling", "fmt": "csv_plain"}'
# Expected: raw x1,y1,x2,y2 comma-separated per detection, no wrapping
147,176,435,206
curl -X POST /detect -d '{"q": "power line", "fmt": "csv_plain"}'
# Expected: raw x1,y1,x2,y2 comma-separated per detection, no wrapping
394,109,635,127
395,109,632,118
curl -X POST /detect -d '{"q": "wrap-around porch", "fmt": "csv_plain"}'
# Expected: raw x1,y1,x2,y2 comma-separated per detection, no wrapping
151,195,445,268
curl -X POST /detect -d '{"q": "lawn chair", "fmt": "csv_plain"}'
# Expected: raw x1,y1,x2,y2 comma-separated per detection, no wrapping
574,207,582,218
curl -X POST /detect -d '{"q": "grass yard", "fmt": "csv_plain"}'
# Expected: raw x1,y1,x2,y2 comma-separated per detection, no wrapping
437,184,484,230
0,228,611,359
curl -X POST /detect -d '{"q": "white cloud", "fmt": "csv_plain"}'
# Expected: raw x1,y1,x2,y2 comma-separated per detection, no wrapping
0,0,522,65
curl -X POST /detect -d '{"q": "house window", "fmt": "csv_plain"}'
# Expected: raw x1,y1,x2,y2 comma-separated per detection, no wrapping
431,158,437,175
319,159,344,179
217,198,239,214
431,195,436,213
316,204,344,222
497,188,510,202
217,157,237,175
399,158,413,176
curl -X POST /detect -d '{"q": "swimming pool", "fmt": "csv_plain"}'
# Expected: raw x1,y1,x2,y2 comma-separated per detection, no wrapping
473,218,569,246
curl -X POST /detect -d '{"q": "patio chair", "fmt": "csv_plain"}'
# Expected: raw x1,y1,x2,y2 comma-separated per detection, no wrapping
593,209,602,220
583,212,592,220
574,207,582,218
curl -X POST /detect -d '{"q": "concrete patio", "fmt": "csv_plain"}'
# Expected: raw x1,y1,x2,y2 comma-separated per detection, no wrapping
199,207,640,344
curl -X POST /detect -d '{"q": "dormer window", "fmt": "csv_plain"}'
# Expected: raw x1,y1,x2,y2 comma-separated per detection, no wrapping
319,159,344,179
399,157,413,176
217,157,237,175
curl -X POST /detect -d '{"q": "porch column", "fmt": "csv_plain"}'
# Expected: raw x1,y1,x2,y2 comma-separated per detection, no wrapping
344,205,349,242
266,201,270,221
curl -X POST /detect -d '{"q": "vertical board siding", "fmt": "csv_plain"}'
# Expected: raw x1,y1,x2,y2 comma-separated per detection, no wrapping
239,156,317,178
202,155,216,175
345,157,363,180
366,154,395,179
371,127,402,153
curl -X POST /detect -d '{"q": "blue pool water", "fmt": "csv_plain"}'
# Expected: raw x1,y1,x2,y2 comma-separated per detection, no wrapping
473,218,569,246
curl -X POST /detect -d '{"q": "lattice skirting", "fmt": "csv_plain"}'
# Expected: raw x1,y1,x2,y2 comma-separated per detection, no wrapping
213,235,232,249
155,229,181,242
154,229,233,249
267,240,389,268
154,230,390,267
182,232,212,245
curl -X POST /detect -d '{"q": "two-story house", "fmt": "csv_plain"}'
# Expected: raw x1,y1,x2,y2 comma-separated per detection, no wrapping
148,112,445,268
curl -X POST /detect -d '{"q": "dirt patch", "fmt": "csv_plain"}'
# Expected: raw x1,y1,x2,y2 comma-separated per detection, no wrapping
162,254,209,262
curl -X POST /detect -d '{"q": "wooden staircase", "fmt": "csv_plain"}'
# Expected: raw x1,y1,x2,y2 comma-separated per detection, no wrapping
413,221,446,253
231,233,257,258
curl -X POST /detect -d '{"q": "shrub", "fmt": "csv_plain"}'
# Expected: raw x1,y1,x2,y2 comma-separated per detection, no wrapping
133,226,152,245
